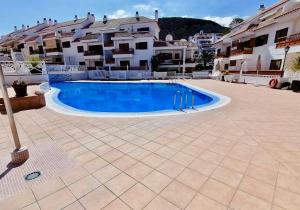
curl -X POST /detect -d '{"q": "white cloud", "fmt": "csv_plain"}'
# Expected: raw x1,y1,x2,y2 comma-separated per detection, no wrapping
108,10,131,19
203,15,238,27
133,4,153,12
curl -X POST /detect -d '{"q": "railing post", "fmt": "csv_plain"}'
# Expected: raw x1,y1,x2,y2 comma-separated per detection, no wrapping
0,64,29,164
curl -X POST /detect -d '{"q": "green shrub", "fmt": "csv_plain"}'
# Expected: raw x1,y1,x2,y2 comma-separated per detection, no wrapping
292,57,300,72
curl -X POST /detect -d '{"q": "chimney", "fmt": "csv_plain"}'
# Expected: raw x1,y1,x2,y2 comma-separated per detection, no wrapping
87,12,91,19
43,18,47,24
14,26,17,32
54,20,57,25
103,15,108,24
27,25,30,29
136,11,140,21
37,20,40,25
49,18,53,25
259,4,265,12
75,15,78,21
22,24,25,30
155,10,158,21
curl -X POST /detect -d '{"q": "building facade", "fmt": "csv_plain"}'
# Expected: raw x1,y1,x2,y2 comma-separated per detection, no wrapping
213,0,300,76
189,30,222,54
0,11,197,72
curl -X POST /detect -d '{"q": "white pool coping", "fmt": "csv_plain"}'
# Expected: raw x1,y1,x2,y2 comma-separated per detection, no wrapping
45,80,231,118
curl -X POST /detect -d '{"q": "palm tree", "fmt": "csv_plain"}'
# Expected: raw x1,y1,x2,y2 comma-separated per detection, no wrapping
197,51,215,69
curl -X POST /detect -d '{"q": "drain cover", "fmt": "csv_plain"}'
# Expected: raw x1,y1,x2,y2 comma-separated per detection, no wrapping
24,171,41,181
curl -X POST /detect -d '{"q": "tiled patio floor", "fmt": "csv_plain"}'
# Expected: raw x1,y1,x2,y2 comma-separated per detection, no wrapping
1,79,300,210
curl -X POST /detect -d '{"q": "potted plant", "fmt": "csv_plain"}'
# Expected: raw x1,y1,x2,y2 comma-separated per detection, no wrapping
29,57,43,74
291,56,300,92
12,80,28,97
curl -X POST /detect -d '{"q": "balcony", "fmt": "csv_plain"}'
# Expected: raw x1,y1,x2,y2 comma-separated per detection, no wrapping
105,58,115,64
112,48,134,58
45,48,63,56
230,48,253,56
30,49,44,56
83,51,103,59
276,33,300,48
216,52,230,59
104,41,114,48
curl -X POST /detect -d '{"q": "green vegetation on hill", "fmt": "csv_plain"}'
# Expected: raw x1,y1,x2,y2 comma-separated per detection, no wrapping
158,17,226,40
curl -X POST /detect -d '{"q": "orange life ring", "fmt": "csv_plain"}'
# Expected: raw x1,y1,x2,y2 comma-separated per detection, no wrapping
269,79,278,89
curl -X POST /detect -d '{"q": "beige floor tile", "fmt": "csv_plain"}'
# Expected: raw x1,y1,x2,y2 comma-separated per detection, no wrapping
79,186,116,210
246,164,277,185
60,166,89,185
142,170,172,193
125,162,153,181
157,160,185,178
186,193,227,210
155,146,177,159
38,188,76,210
200,179,235,205
171,152,194,166
167,140,186,150
144,196,180,210
83,157,108,173
0,189,36,210
120,183,156,209
199,151,224,164
230,190,272,210
239,176,274,202
93,164,121,183
142,153,167,168
117,143,138,154
277,173,300,194
143,141,163,152
221,157,249,173
211,166,243,187
31,178,65,200
84,140,104,150
161,180,196,209
68,175,101,198
188,158,218,176
105,173,137,196
128,147,151,160
176,168,207,191
181,145,204,157
93,144,113,156
112,155,137,171
21,202,40,210
102,149,124,162
274,187,300,210
63,201,85,210
102,198,131,210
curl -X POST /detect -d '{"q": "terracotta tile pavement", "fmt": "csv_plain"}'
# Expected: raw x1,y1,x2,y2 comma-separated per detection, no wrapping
1,80,300,209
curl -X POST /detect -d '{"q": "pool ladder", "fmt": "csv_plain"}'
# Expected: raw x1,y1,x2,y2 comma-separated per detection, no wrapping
173,90,195,111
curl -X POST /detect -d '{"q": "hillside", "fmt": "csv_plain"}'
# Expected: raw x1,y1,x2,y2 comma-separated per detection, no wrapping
158,17,226,40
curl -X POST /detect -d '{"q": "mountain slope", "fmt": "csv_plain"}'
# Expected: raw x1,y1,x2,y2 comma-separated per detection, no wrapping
158,17,226,40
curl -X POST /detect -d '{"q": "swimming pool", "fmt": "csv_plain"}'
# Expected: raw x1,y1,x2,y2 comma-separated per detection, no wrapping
46,81,230,117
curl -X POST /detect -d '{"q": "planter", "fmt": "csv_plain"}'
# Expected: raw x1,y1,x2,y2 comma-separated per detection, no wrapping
291,80,300,92
12,84,28,97
30,67,42,74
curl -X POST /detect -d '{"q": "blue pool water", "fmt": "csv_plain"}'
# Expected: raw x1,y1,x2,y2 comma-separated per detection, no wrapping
50,82,217,113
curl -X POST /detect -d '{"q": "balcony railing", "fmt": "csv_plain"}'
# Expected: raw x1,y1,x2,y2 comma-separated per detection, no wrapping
105,58,115,64
12,49,21,52
104,41,114,47
160,59,196,65
30,49,44,55
84,51,103,56
216,52,230,58
45,48,62,53
230,48,253,56
113,48,134,54
276,33,300,48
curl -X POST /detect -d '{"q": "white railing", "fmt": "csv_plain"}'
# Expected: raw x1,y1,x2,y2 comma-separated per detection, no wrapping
0,61,47,75
46,65,87,73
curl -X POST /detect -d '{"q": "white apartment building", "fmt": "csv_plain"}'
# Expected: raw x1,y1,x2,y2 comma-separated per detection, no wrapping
213,0,300,76
0,11,197,72
189,30,222,54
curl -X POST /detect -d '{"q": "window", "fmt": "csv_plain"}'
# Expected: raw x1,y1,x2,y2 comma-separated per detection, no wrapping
140,60,148,67
79,62,85,66
29,46,33,53
230,60,236,66
55,57,62,63
77,46,84,53
269,59,282,70
255,34,269,47
274,28,288,43
136,42,148,50
137,27,150,32
62,41,71,48
175,53,180,59
95,61,103,67
120,60,130,67
224,64,229,70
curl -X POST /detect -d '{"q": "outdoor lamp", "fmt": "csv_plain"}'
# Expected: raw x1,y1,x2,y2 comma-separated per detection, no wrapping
281,46,290,78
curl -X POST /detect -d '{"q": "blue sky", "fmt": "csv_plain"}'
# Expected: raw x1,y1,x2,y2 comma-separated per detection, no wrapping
0,0,278,35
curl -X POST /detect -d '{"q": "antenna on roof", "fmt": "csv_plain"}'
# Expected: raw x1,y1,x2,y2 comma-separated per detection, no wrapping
75,15,78,21
14,26,17,32
136,11,140,21
37,20,40,25
155,10,159,21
